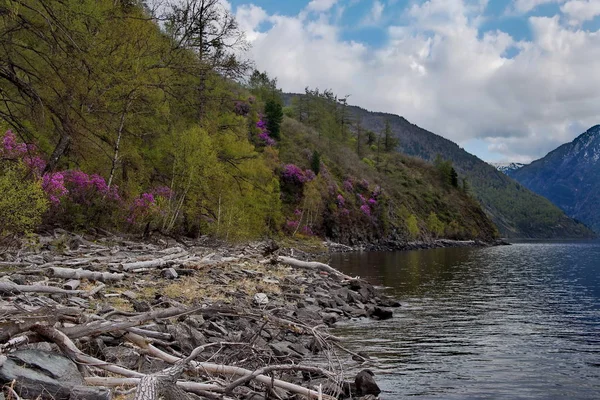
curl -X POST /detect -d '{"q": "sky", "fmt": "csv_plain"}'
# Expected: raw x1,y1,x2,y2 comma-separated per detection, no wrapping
226,0,600,163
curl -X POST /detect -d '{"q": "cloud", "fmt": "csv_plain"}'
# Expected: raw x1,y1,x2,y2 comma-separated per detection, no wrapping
306,0,339,13
561,0,600,25
361,0,384,25
509,0,566,14
235,0,600,162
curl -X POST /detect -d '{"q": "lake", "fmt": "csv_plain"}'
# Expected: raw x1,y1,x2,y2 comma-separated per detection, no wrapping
329,241,600,399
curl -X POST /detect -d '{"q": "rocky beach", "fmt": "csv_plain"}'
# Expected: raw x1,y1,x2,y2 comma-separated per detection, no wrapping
0,232,399,399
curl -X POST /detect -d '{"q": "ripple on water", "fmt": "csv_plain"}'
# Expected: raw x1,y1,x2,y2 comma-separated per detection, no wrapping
330,242,600,399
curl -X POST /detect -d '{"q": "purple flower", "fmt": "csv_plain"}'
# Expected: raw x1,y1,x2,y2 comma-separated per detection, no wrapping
301,226,313,236
343,179,354,192
358,179,370,190
282,164,307,184
339,208,350,216
24,156,46,175
2,130,17,153
152,186,173,199
357,194,366,204
42,172,68,205
368,198,377,206
304,169,316,182
360,204,371,216
258,132,276,146
294,208,302,216
336,194,345,206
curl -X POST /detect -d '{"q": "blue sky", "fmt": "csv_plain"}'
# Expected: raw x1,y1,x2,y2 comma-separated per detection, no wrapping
229,0,600,163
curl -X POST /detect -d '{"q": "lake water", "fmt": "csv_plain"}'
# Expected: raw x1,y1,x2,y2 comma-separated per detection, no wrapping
329,242,600,399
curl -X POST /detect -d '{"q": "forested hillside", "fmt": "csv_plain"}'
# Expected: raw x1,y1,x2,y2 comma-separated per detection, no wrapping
340,106,594,238
0,0,498,244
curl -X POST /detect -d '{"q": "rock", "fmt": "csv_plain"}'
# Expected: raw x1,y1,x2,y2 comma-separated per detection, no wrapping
377,297,401,308
269,341,302,359
103,346,141,369
320,312,339,326
355,369,381,396
0,350,84,400
367,306,393,320
254,292,269,305
161,267,178,279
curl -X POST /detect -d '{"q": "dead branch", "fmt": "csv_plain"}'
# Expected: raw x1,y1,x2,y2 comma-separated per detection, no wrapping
48,267,124,282
276,256,353,280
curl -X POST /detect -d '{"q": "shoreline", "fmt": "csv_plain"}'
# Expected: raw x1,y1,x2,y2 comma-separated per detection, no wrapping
0,232,397,399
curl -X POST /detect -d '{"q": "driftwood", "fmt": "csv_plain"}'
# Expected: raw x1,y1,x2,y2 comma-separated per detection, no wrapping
48,267,124,282
277,256,353,280
0,281,88,296
61,306,203,339
126,332,337,400
120,252,188,271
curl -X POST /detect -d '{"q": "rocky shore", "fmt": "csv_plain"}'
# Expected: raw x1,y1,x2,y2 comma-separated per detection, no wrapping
0,232,400,399
327,237,511,253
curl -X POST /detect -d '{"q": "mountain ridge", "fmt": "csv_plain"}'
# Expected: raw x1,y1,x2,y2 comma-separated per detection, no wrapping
509,125,600,232
329,101,594,238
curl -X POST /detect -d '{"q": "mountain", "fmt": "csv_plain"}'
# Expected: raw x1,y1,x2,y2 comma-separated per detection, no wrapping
345,106,594,238
491,162,526,175
510,125,600,233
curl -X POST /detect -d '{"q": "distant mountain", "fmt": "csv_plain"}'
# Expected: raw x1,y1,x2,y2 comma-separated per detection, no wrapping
345,106,594,239
510,125,600,233
491,162,526,175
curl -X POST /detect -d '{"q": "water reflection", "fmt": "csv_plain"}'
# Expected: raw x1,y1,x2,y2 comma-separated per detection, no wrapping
329,243,600,399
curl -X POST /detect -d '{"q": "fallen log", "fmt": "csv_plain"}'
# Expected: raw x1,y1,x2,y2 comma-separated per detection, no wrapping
0,281,87,296
60,306,203,339
120,252,188,271
48,267,124,282
125,332,337,400
277,256,353,280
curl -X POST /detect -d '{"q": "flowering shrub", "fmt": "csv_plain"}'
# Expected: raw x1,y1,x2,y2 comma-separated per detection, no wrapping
234,100,251,116
360,204,371,216
63,171,120,204
42,172,68,205
256,117,276,146
343,179,354,192
127,186,173,226
358,179,370,191
281,164,315,184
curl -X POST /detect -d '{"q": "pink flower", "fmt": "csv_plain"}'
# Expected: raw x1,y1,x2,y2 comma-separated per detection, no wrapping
343,179,354,192
42,172,68,205
360,204,371,216
368,198,377,206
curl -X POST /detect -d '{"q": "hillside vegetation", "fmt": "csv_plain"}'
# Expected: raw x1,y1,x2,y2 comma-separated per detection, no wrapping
343,107,594,238
0,0,498,244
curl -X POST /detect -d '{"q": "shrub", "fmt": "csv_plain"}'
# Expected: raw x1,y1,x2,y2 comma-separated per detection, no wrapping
0,163,48,238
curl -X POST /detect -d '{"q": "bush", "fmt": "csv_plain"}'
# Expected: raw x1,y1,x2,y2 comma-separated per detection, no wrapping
0,162,48,238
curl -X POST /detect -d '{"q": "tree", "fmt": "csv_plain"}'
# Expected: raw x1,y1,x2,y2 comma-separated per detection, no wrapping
264,99,283,140
383,119,398,152
163,0,251,79
310,150,321,175
248,70,281,103
427,212,445,238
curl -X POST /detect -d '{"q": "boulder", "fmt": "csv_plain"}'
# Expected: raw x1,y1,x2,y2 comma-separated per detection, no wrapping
355,369,381,396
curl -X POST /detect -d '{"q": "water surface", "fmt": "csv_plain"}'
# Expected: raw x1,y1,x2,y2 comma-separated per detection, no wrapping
330,242,600,399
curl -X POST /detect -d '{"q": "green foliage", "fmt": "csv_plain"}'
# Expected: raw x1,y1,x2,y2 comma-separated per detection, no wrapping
310,150,321,175
427,212,445,238
265,99,283,140
406,214,420,240
362,158,376,168
0,163,48,238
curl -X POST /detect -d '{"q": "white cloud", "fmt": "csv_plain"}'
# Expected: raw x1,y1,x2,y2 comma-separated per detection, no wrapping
236,0,600,161
510,0,566,14
561,0,600,25
361,0,384,25
306,0,339,13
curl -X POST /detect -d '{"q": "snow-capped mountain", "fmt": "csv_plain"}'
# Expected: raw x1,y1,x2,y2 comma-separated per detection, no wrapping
510,125,600,233
490,162,526,175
